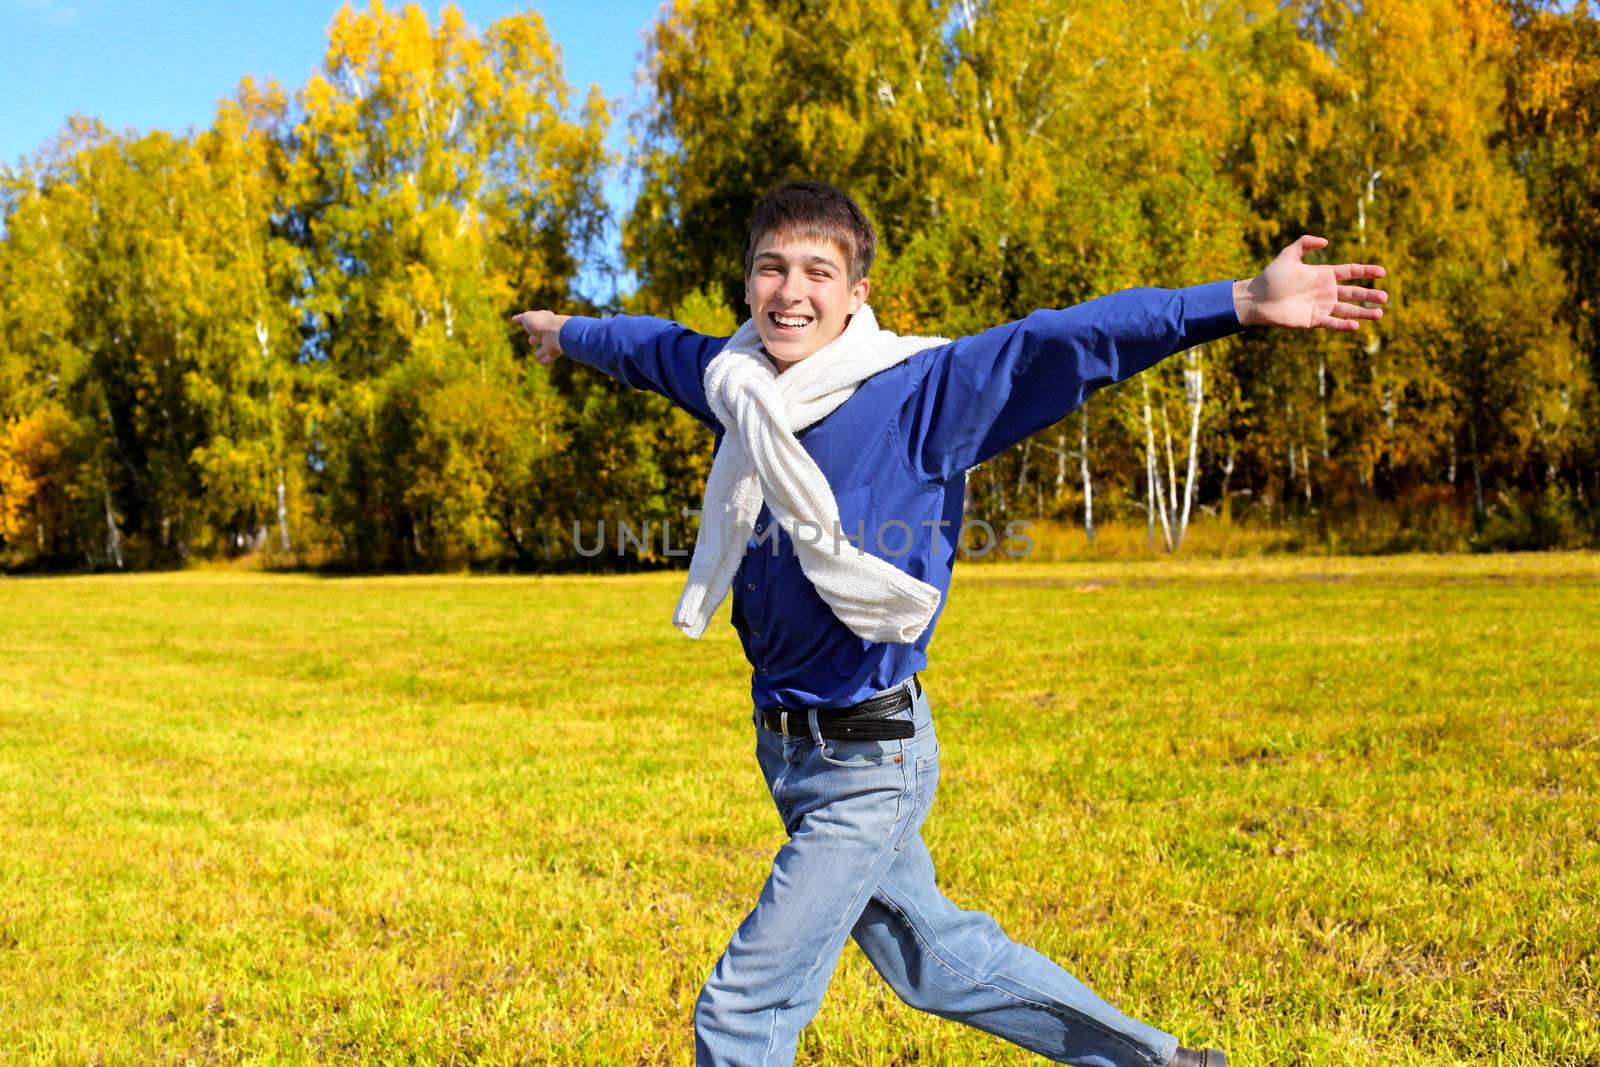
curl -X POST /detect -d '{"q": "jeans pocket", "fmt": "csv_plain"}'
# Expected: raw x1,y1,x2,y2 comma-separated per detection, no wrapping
816,733,906,768
816,707,913,768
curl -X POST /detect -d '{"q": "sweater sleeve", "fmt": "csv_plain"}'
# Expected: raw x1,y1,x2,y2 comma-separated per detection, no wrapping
898,281,1242,483
559,314,729,431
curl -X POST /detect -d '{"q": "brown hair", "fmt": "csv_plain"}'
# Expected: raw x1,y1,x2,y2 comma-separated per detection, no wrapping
743,180,877,285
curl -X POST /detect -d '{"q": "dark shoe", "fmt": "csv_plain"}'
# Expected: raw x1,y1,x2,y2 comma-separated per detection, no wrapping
1168,1049,1228,1067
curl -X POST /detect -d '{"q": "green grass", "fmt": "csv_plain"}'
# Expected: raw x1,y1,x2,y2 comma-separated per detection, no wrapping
1,554,1596,1065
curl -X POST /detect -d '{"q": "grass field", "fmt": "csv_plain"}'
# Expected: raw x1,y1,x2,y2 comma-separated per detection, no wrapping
1,554,1596,1065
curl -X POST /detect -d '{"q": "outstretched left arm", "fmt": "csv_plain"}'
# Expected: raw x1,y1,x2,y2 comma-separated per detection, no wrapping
899,235,1388,483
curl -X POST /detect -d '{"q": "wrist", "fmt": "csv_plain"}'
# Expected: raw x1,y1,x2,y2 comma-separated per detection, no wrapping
551,312,575,350
1231,278,1258,326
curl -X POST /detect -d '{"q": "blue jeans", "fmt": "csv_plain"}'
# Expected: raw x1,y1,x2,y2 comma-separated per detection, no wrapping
694,678,1179,1067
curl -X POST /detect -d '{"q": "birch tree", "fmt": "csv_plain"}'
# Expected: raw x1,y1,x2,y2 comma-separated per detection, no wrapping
288,1,609,568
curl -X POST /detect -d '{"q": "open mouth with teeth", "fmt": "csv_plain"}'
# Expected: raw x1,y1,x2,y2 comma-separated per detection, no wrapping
768,311,814,336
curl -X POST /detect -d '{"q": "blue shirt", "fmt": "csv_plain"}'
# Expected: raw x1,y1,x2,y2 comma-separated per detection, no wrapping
560,281,1242,711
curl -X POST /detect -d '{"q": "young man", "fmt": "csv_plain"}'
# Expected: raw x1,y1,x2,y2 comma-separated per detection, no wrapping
513,181,1386,1067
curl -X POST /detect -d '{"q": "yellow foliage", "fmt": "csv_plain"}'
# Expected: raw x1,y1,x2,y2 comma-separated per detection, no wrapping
0,407,74,550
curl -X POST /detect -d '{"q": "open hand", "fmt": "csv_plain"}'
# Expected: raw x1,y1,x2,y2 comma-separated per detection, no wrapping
510,309,571,365
1234,236,1387,332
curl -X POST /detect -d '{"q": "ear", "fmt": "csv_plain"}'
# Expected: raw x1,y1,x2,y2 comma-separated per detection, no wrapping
849,276,870,313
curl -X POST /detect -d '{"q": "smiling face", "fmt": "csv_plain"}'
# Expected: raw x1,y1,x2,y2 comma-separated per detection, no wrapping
743,229,870,372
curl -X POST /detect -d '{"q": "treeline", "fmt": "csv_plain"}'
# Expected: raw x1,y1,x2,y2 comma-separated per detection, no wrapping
1,0,1597,571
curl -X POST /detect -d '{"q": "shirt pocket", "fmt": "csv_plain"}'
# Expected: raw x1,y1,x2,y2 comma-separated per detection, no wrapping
830,484,876,558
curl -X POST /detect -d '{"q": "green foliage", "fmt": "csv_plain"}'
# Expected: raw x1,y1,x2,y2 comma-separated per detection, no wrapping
0,107,306,568
287,2,610,569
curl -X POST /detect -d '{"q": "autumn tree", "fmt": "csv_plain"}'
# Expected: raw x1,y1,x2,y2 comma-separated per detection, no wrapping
1502,0,1600,510
0,123,243,567
286,1,609,568
1231,0,1585,525
629,0,1261,543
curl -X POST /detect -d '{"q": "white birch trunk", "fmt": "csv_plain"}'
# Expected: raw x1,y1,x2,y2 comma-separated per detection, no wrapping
275,472,290,553
1180,352,1203,546
1161,401,1179,531
1016,439,1031,506
1143,378,1173,550
1317,353,1330,459
1080,408,1095,545
102,482,123,569
257,318,291,553
1220,443,1236,523
1055,430,1067,496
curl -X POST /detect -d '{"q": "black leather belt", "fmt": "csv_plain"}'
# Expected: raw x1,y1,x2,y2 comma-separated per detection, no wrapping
760,675,922,741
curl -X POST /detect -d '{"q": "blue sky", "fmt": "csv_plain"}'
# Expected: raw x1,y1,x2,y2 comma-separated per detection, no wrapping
1,0,669,296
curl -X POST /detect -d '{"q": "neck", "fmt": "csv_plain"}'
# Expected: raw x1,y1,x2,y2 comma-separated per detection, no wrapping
763,349,807,375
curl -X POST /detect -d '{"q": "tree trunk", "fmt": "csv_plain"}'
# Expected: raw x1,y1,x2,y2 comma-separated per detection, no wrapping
276,469,291,553
1079,408,1094,545
102,481,123,569
258,319,292,554
1055,430,1067,497
1469,416,1485,522
1161,401,1179,532
1016,439,1031,508
1143,378,1172,551
1317,352,1330,459
1179,352,1203,547
1220,442,1236,524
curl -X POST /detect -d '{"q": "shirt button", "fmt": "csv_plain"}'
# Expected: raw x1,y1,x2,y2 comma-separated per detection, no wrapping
752,629,761,637
746,581,757,591
754,522,763,532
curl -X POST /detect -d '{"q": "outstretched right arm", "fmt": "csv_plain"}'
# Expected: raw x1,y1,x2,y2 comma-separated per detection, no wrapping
510,309,726,430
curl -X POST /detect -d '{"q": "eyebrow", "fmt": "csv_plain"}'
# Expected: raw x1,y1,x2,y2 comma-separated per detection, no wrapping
754,250,841,271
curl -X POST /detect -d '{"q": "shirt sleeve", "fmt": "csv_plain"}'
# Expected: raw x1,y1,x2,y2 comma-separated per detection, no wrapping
899,280,1242,483
559,314,729,431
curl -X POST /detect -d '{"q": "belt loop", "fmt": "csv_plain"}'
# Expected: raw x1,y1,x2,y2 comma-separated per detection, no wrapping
807,707,823,748
780,710,790,737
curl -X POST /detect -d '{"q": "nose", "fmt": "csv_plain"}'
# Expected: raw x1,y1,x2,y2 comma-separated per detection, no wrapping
776,267,806,304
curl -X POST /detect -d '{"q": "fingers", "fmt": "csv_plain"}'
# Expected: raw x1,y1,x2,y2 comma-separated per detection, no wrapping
1332,301,1384,321
1337,285,1387,305
1280,234,1328,264
1336,263,1386,281
1315,301,1383,333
